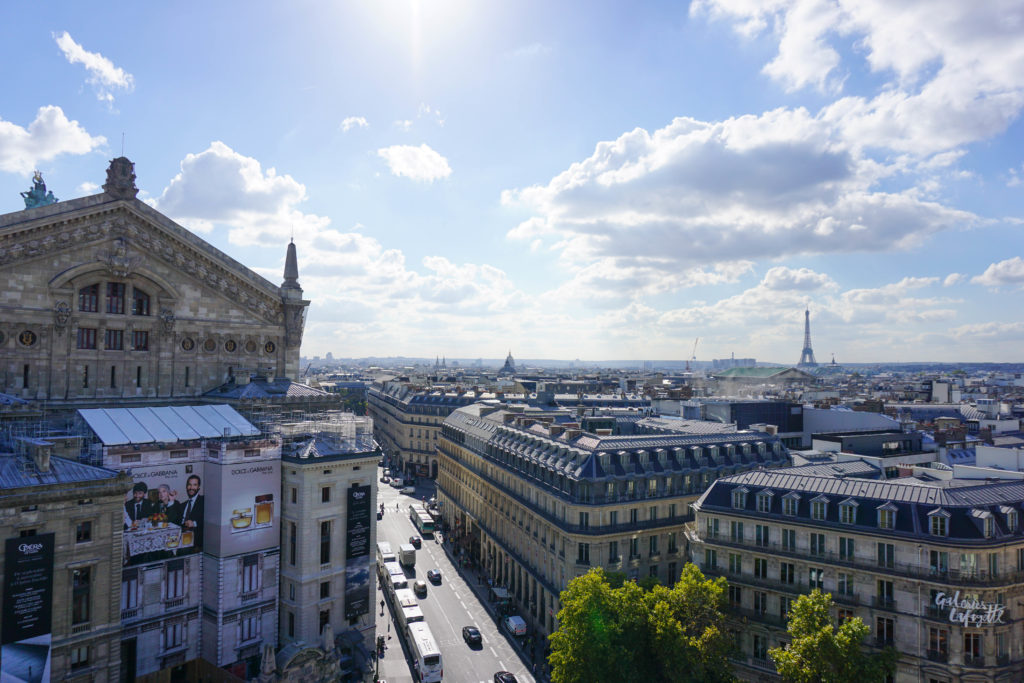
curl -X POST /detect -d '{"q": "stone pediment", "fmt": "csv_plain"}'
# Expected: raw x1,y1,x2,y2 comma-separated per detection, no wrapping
0,196,285,325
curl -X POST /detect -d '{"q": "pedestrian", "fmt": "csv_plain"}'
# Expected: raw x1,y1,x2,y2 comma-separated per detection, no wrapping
380,599,384,616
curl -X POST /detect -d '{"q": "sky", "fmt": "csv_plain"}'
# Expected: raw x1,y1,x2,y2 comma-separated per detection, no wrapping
1,1,1023,364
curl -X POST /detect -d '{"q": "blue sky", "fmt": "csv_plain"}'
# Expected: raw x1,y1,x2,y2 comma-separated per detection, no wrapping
2,1,1023,363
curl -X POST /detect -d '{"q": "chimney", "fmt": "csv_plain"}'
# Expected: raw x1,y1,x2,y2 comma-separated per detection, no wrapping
34,444,52,473
565,429,581,441
549,424,565,438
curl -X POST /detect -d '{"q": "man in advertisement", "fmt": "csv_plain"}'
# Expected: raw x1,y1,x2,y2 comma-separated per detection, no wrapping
124,482,155,529
177,474,204,552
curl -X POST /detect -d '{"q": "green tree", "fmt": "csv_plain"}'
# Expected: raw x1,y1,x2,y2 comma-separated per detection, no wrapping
549,564,736,683
769,590,898,683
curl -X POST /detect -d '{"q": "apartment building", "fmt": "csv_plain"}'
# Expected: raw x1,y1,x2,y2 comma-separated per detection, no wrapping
688,460,1024,683
0,444,131,683
437,403,789,638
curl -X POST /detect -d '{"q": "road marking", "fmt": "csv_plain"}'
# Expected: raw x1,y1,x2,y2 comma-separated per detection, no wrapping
489,646,497,657
499,661,506,670
459,600,466,609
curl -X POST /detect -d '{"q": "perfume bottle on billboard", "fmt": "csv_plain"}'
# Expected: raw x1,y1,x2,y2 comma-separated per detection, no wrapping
255,494,274,527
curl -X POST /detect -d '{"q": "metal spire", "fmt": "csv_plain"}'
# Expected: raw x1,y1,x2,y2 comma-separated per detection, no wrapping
798,307,818,367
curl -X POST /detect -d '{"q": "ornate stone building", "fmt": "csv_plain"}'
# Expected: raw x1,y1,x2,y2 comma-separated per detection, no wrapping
0,158,308,404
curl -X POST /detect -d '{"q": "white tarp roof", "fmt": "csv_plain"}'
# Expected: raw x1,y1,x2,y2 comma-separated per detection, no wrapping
78,405,259,446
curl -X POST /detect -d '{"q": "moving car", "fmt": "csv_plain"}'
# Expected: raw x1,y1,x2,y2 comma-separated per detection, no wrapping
400,486,416,494
494,673,518,683
414,579,428,597
462,626,482,646
409,536,422,549
426,568,442,583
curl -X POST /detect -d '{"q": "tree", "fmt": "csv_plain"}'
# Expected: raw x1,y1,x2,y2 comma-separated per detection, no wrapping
769,590,898,683
549,564,736,683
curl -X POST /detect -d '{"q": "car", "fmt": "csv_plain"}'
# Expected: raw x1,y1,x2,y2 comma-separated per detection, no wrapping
426,568,442,583
400,486,416,494
409,536,422,549
494,673,518,683
462,626,482,646
380,475,390,483
414,579,428,597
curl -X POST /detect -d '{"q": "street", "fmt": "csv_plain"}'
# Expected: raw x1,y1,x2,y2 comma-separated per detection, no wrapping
374,467,537,683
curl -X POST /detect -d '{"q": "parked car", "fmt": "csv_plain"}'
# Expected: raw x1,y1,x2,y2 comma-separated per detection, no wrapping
409,536,422,549
462,626,482,646
426,568,442,583
380,475,390,483
501,615,527,637
400,486,416,494
414,580,428,597
494,673,518,683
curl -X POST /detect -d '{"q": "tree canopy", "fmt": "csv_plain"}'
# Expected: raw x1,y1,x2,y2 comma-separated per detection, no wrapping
549,564,736,683
769,590,899,683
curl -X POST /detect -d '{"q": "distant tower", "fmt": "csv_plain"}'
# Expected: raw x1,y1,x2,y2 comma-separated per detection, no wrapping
797,308,818,368
499,350,516,376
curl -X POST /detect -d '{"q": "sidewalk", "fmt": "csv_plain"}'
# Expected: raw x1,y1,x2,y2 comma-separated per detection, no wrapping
438,534,549,683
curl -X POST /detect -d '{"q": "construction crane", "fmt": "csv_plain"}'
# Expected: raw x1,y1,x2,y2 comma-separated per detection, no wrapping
685,337,700,372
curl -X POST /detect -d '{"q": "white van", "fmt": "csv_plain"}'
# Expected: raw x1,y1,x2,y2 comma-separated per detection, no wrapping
502,615,527,637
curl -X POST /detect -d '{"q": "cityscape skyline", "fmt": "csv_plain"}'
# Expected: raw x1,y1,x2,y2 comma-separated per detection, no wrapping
1,2,1023,363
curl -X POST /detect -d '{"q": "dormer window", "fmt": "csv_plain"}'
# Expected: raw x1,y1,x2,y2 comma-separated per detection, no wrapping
984,516,994,538
756,491,773,513
1009,510,1019,533
929,509,950,536
782,493,799,516
732,487,749,510
877,504,897,530
811,496,828,521
839,499,858,525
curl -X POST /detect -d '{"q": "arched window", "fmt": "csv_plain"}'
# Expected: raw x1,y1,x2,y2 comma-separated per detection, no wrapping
78,284,99,312
132,288,150,316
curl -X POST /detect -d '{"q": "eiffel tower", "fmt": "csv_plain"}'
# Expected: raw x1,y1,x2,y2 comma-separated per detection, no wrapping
797,307,818,368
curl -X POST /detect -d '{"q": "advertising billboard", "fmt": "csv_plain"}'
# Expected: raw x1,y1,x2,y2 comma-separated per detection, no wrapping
120,462,206,566
2,533,55,683
204,460,281,557
344,484,372,619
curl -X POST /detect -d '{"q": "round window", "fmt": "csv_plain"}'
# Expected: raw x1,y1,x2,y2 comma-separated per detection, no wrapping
225,339,237,353
264,341,276,354
203,338,216,352
244,340,257,353
181,338,195,351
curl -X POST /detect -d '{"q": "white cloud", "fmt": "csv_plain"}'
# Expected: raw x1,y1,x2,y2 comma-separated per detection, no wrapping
54,31,134,104
0,106,106,175
340,116,368,131
762,266,836,291
393,120,413,132
503,110,974,272
377,144,452,182
972,257,1024,287
943,272,965,287
694,0,1024,156
77,181,100,194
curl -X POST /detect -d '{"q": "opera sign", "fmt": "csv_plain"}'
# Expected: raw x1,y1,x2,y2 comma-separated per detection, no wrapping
933,590,1005,627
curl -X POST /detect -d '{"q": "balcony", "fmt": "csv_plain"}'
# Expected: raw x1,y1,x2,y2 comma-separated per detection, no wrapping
874,637,894,648
832,592,859,607
121,607,140,621
71,622,91,635
963,654,985,667
728,606,786,628
871,596,897,611
926,649,948,663
164,597,185,609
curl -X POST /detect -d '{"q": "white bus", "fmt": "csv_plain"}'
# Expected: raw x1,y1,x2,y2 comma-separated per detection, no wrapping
407,622,443,682
383,561,408,591
393,587,424,630
409,504,435,536
377,541,396,575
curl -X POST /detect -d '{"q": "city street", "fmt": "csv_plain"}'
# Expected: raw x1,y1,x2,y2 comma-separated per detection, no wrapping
374,467,538,683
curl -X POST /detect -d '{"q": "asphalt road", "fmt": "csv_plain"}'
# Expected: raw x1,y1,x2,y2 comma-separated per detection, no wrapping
374,468,536,683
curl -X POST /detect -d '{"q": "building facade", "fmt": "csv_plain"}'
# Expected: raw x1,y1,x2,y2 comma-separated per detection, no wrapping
278,417,378,681
367,383,481,479
0,158,308,404
688,462,1024,682
0,443,131,683
436,403,789,638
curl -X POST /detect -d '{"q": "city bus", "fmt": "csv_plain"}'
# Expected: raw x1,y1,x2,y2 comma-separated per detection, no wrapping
376,541,396,572
383,561,408,592
392,587,425,632
409,504,435,536
407,622,443,682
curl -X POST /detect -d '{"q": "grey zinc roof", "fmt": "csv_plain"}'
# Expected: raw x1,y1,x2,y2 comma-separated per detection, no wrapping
78,404,259,445
0,455,120,490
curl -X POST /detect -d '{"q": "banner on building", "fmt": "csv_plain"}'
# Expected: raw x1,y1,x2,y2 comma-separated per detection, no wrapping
121,462,206,566
204,460,281,557
2,532,55,683
344,484,372,619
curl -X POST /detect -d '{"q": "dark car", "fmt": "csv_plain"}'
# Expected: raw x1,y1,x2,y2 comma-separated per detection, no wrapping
426,568,442,583
462,626,482,646
380,475,390,483
414,579,428,597
409,536,422,549
494,673,518,683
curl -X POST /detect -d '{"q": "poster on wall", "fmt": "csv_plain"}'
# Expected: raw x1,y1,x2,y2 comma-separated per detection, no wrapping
345,484,372,620
1,533,55,683
204,460,280,557
120,462,205,566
